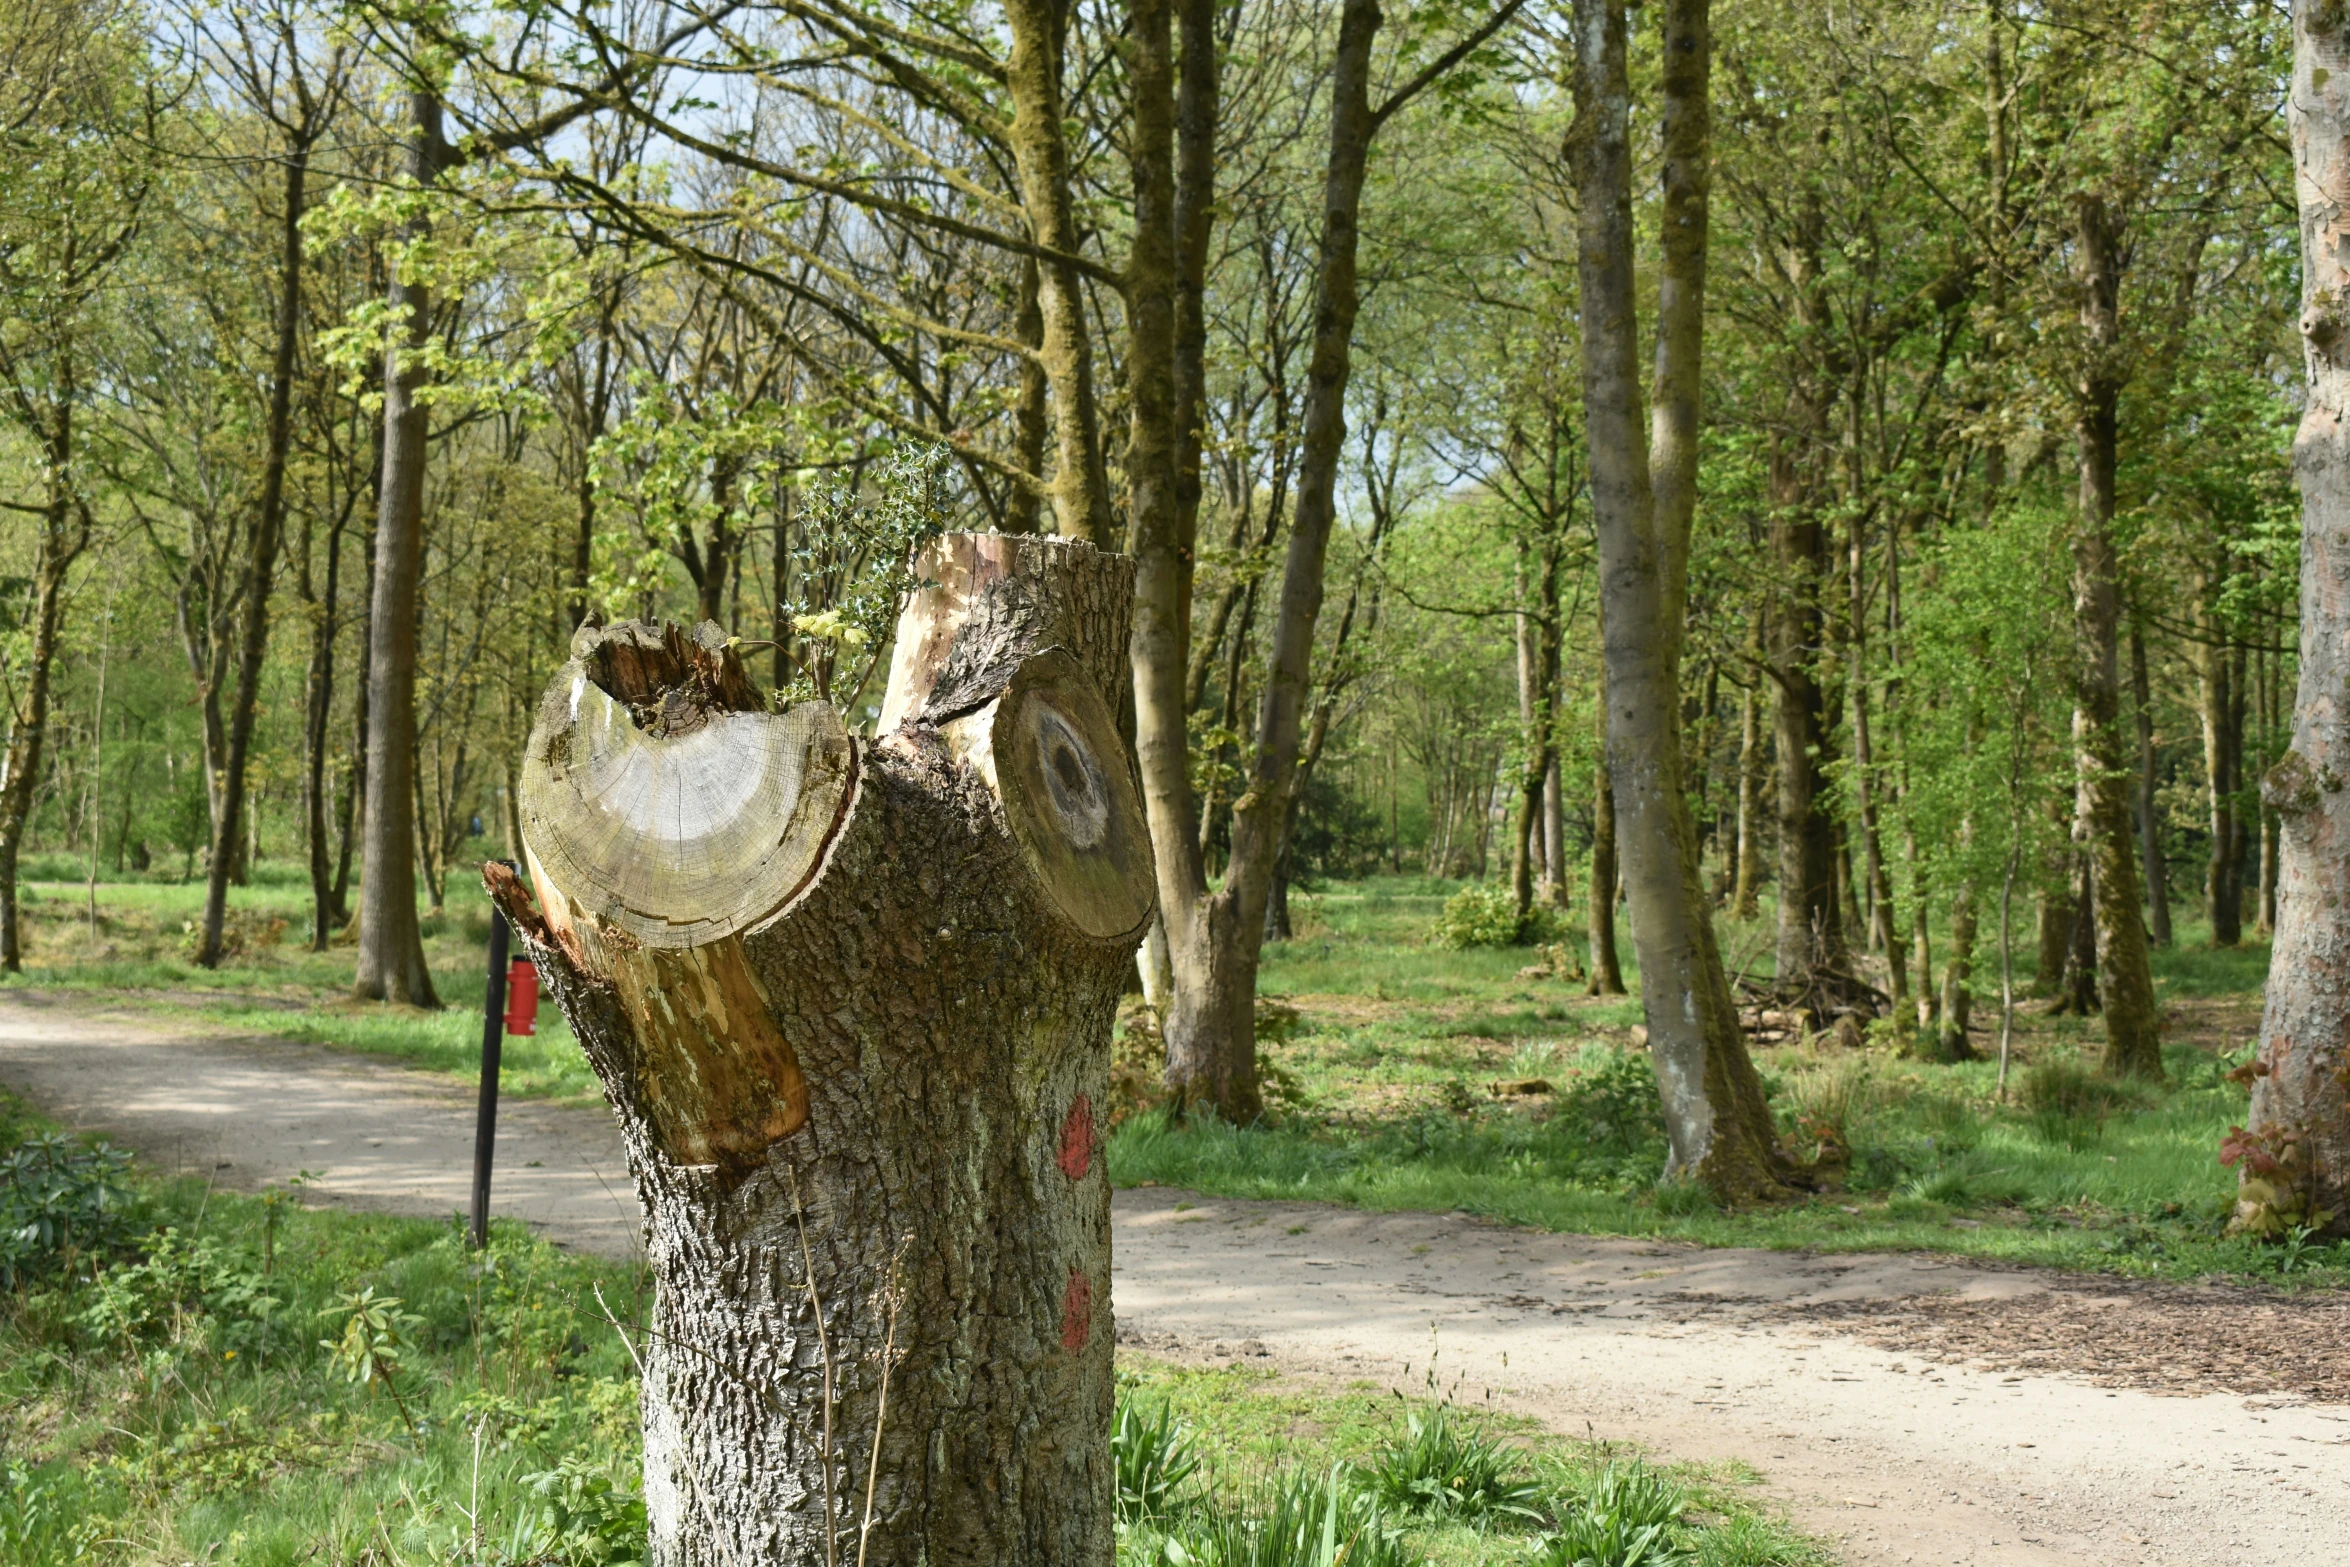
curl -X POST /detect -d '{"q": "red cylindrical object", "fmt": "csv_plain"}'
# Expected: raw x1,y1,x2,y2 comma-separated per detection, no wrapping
503,959,539,1035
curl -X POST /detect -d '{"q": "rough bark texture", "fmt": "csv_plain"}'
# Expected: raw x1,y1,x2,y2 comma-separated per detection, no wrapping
353,87,443,1007
499,533,1146,1562
2071,193,2162,1079
2250,0,2350,1236
1571,0,1790,1199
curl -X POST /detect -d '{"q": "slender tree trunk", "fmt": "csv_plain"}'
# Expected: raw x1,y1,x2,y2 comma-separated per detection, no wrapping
1571,0,1789,1197
2071,193,2161,1078
1731,619,1764,920
500,534,1143,1561
1154,0,1387,1120
2251,1,2350,1233
354,87,442,1007
2130,621,2172,947
1004,0,1112,541
2257,642,2281,936
1586,702,1625,995
0,423,90,970
1937,866,1981,1062
1847,516,1901,1004
2198,592,2241,943
300,481,350,948
199,145,311,967
1542,752,1567,905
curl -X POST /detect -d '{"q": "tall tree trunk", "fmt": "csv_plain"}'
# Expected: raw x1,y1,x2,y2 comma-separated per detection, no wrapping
354,87,443,1007
2197,594,2242,943
0,416,91,970
1770,502,1843,994
1009,255,1048,534
1151,0,1387,1121
1731,616,1764,920
1937,866,1980,1061
2257,641,2281,936
1571,0,1789,1197
2251,0,2350,1234
300,471,351,948
1003,0,1112,541
1847,515,1902,1004
2130,621,2172,947
1585,725,1625,996
2071,193,2161,1078
499,534,1145,1561
198,144,311,967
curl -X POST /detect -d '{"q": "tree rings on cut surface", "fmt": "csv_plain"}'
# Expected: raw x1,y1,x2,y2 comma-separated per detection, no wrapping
988,649,1154,942
521,639,854,949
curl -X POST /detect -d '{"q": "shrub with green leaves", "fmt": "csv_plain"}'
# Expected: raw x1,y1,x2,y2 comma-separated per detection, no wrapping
76,1227,284,1359
1360,1401,1544,1524
0,1131,138,1288
1431,884,1564,949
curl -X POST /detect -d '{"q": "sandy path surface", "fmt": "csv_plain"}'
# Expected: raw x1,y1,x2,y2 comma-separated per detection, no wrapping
2,994,2337,1565
0,993,641,1256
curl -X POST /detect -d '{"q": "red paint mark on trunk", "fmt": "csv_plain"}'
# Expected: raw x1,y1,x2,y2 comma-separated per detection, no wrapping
1057,1093,1096,1180
1061,1266,1093,1352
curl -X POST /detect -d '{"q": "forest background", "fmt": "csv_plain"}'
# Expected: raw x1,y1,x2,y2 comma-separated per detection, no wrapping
0,0,2298,1164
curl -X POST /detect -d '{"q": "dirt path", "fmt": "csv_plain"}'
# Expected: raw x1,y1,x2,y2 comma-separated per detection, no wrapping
0,993,641,1256
2,995,2340,1565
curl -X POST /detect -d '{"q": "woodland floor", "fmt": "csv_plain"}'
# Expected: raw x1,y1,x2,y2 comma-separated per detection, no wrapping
1,990,2341,1566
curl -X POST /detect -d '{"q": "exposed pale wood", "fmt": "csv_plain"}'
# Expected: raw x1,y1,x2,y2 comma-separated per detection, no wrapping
943,648,1154,942
520,622,854,950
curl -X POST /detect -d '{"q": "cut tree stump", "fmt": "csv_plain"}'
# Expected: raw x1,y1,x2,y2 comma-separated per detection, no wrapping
489,533,1150,1565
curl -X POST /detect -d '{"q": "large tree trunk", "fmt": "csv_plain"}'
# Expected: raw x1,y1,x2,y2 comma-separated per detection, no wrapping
1003,0,1112,542
353,87,443,1007
1571,0,1789,1198
497,534,1145,1560
2071,193,2161,1079
198,144,310,967
2251,4,2350,1236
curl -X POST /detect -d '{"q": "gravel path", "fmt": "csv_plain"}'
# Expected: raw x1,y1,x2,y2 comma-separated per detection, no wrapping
2,993,2339,1565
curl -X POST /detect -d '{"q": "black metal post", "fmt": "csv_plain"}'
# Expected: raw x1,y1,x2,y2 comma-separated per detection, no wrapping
470,881,511,1250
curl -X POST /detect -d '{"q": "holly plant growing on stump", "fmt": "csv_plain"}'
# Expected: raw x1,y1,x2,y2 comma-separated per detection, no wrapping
490,531,1153,1564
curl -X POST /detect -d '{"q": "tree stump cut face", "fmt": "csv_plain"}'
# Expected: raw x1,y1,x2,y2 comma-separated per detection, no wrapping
520,621,854,950
966,647,1154,944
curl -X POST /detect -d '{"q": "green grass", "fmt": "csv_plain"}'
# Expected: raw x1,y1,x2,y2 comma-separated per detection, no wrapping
1113,878,2332,1286
1,1091,648,1566
0,1094,1829,1566
1113,1361,1829,1565
6,864,2313,1285
3,867,604,1102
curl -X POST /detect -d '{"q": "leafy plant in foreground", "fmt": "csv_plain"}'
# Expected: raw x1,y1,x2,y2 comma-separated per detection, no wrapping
1534,1463,1690,1566
1360,1401,1544,1524
1114,1392,1203,1522
0,1131,137,1288
1153,1466,1422,1567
